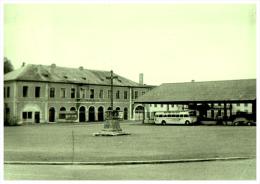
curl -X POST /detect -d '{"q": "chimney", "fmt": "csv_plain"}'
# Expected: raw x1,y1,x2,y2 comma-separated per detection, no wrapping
191,80,195,82
50,63,56,73
22,62,26,67
139,73,144,85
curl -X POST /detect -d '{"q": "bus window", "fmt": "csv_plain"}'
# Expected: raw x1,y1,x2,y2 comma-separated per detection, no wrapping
189,111,196,116
180,114,184,118
184,114,189,117
176,114,180,117
159,115,162,117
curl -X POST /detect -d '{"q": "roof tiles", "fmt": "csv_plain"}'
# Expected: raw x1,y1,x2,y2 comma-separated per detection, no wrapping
135,79,256,102
4,64,141,87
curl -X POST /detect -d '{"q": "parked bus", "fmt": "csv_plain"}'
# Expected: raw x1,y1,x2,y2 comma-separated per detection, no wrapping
154,110,198,125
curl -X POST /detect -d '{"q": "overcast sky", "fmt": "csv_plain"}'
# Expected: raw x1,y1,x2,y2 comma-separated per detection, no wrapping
4,3,256,85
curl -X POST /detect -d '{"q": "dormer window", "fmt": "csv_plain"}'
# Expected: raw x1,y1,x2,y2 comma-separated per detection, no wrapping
82,77,86,80
64,76,68,79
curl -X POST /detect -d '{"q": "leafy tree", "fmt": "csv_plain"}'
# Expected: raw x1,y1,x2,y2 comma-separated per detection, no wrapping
4,57,14,74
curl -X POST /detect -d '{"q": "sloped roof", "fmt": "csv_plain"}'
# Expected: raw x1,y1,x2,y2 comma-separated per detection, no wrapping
135,79,256,103
4,64,144,87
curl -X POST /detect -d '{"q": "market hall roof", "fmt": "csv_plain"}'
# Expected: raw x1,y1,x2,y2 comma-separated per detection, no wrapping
4,64,148,87
135,79,256,103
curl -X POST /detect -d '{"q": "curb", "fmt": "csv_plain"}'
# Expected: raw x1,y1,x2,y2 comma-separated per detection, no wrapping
4,156,254,166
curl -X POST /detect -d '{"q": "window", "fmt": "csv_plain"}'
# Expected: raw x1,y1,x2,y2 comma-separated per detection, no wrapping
237,103,240,107
161,104,164,108
71,88,75,98
7,86,10,98
22,112,32,119
99,90,103,99
108,90,111,99
134,91,138,99
35,87,40,98
4,87,5,98
154,104,157,107
141,91,145,96
81,88,85,98
124,91,128,99
23,86,28,97
171,104,174,107
59,107,66,119
61,88,66,98
70,107,76,111
28,112,32,119
50,87,55,98
90,89,94,99
22,112,27,119
116,90,120,99
244,103,248,107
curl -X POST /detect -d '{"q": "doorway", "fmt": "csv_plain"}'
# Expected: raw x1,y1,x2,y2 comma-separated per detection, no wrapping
79,106,86,122
98,106,104,121
49,107,55,122
35,112,40,123
124,108,128,120
89,106,95,122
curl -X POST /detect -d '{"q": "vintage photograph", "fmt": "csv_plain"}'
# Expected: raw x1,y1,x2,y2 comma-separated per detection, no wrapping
2,1,257,181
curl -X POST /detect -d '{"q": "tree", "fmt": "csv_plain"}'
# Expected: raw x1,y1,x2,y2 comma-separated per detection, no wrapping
4,57,14,74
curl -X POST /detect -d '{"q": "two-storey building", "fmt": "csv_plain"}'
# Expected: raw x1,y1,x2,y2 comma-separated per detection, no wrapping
4,64,153,124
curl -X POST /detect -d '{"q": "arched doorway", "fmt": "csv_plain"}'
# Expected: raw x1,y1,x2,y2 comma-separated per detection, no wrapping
124,107,128,120
89,106,95,122
98,106,104,121
49,107,55,122
116,107,120,111
79,106,86,122
134,105,144,120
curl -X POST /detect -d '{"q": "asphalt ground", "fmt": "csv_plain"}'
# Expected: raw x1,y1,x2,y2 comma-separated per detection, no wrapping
4,158,256,180
4,121,256,163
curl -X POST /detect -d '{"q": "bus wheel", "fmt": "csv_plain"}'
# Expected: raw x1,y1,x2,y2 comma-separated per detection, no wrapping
185,121,190,125
161,120,166,125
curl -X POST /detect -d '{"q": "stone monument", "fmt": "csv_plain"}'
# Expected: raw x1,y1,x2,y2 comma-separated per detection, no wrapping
93,70,130,136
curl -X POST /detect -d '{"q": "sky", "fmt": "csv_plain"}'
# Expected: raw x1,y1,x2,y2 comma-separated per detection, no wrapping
4,3,256,85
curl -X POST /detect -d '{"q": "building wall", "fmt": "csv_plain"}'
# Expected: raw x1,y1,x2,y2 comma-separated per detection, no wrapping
4,81,152,124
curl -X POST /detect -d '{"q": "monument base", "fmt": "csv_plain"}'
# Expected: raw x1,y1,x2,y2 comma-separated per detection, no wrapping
93,119,130,136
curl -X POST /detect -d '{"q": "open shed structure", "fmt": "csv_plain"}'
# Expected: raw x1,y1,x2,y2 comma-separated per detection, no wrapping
134,79,256,123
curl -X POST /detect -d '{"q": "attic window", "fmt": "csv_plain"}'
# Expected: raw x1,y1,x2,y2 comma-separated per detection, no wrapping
64,76,68,79
43,74,49,78
100,78,104,81
82,77,86,80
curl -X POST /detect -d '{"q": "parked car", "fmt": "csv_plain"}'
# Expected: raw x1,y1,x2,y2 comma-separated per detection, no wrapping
228,112,256,126
232,117,256,126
